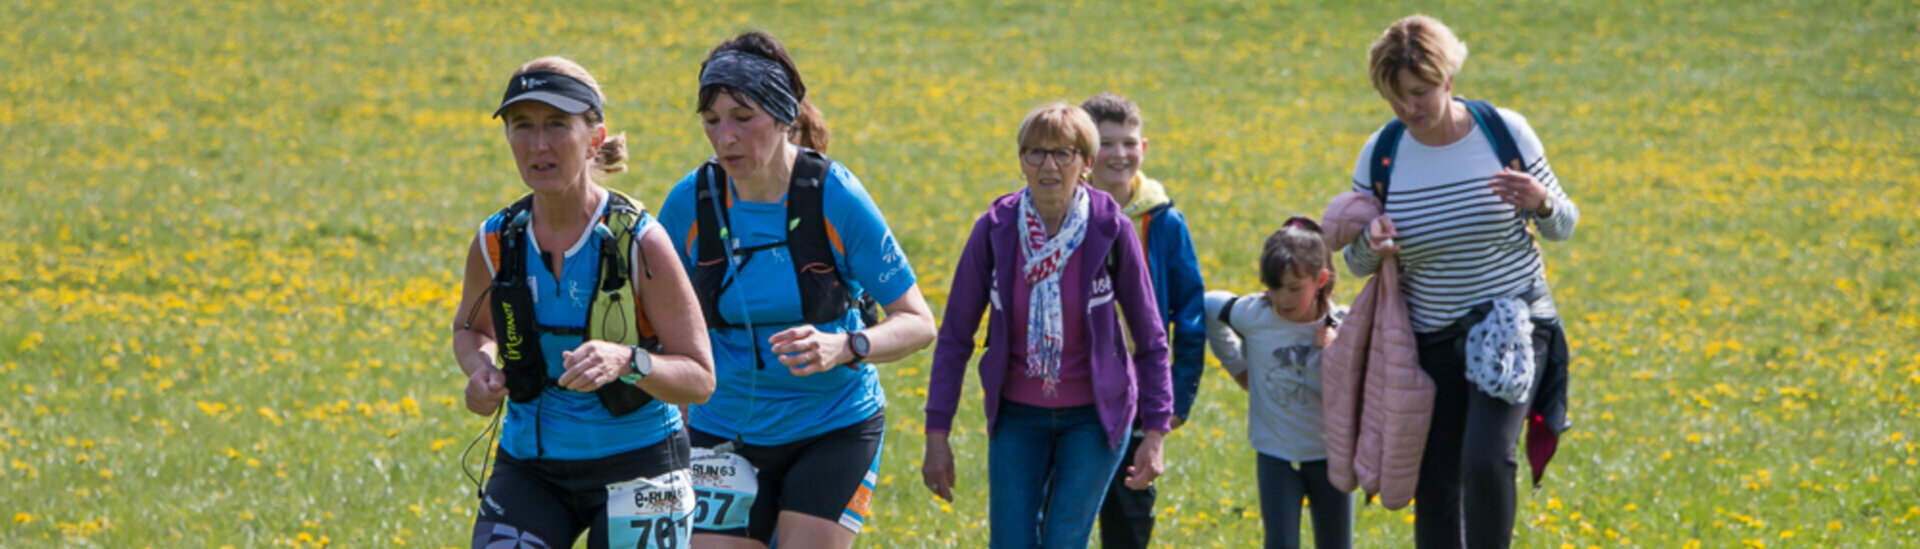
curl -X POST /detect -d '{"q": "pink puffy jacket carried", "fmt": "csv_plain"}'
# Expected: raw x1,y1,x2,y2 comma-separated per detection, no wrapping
1318,192,1433,510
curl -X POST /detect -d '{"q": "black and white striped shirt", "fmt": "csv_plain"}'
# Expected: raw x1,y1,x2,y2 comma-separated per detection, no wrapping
1344,106,1578,333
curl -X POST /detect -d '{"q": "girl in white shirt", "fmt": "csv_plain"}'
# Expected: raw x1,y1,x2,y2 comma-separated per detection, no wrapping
1205,217,1352,549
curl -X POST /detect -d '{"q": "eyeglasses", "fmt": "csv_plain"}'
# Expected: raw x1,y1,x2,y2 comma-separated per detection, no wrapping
1020,147,1080,167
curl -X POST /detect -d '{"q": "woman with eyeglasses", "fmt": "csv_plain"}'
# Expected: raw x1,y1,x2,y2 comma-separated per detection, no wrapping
1343,15,1579,549
655,31,936,549
922,102,1174,549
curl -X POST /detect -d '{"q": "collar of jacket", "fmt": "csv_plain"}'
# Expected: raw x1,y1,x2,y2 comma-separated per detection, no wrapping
1121,171,1172,218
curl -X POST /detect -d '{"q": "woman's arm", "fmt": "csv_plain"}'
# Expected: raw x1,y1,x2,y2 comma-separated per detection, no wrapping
1494,108,1578,241
1113,218,1174,434
553,229,716,404
922,214,995,502
1112,215,1173,489
451,233,508,416
624,229,716,404
768,286,935,374
853,286,937,365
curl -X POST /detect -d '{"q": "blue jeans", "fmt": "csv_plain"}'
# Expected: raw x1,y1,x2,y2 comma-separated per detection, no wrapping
988,401,1128,549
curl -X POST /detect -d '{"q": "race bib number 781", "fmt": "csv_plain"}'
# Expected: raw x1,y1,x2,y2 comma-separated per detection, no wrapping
607,469,695,549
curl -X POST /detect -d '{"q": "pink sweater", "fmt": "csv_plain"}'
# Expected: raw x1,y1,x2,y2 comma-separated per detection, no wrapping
1001,250,1096,408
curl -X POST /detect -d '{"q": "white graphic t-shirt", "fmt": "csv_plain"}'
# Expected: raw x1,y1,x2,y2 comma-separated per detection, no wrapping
1205,291,1346,462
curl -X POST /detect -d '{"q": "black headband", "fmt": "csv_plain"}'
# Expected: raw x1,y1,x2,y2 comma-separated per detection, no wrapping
698,50,799,125
493,71,602,119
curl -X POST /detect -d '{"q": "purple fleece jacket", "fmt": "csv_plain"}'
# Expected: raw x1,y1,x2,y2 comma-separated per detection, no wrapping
924,186,1174,450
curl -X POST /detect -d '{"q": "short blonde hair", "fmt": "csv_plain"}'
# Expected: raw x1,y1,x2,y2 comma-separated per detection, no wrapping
1368,15,1469,99
1016,102,1099,161
509,56,628,180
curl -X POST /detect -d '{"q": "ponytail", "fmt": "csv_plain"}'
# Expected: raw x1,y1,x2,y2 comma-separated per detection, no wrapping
791,99,829,152
593,131,629,181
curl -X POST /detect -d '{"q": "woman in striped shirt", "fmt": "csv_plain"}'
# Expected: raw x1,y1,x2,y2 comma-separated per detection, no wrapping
1346,14,1580,549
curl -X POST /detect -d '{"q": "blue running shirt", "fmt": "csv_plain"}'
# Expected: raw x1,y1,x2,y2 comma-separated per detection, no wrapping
478,187,683,461
659,152,917,445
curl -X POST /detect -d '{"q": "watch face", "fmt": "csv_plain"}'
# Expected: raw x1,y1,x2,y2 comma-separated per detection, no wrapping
850,333,870,358
629,347,653,378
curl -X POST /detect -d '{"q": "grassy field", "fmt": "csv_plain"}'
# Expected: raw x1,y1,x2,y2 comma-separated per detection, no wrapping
3,0,1917,546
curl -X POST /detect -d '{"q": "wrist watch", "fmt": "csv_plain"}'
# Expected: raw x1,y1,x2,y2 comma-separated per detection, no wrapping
619,345,653,385
846,331,871,364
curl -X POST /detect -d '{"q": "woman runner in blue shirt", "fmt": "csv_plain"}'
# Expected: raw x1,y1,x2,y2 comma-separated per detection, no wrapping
656,31,937,549
451,56,717,549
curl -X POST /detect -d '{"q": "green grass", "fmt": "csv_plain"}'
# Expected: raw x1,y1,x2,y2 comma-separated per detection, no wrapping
2,0,1916,546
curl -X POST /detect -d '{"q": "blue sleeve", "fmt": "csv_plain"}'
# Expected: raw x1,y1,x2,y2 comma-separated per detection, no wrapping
823,163,917,306
1156,208,1208,420
656,169,702,272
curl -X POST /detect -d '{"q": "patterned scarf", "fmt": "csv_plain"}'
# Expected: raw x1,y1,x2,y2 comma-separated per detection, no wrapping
1018,186,1091,396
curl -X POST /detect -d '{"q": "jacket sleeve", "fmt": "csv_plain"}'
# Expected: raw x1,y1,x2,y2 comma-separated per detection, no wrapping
1114,215,1174,433
925,213,995,434
1156,209,1208,420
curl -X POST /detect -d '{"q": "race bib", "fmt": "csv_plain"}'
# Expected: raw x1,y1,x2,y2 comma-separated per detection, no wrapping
607,469,695,549
688,446,759,531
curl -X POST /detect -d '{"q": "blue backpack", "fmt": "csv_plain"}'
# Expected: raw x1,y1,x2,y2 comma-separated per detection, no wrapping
1366,99,1524,203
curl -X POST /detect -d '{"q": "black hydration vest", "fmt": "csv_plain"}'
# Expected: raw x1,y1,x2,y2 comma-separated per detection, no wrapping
691,149,878,331
486,190,661,416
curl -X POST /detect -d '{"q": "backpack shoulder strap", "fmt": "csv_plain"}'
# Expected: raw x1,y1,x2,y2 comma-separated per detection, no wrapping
1463,99,1525,172
1368,119,1406,203
785,149,833,250
693,161,730,264
786,150,869,324
1217,296,1239,326
1217,295,1247,340
690,161,735,329
488,194,538,276
598,190,655,340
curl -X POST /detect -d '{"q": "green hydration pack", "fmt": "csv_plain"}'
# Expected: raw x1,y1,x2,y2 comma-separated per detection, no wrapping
485,189,662,416
691,149,878,340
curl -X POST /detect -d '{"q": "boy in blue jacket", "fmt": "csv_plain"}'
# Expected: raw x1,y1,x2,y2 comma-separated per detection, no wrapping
1081,93,1208,549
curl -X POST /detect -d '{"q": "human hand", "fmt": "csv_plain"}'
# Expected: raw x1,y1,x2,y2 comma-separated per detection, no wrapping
1124,430,1167,490
1488,167,1549,213
922,434,957,502
1366,216,1399,258
557,341,630,392
465,367,509,416
1170,416,1187,430
769,325,851,376
1315,324,1337,349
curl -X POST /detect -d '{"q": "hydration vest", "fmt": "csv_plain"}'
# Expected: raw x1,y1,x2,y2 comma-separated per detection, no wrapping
1367,99,1524,203
484,189,661,416
690,149,878,331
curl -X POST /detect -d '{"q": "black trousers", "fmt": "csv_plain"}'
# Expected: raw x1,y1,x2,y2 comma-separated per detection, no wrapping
1097,433,1155,549
1411,323,1551,549
472,430,691,549
1256,456,1352,549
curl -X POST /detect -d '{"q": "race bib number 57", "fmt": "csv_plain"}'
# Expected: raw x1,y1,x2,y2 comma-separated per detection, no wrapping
607,469,695,549
689,446,759,531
